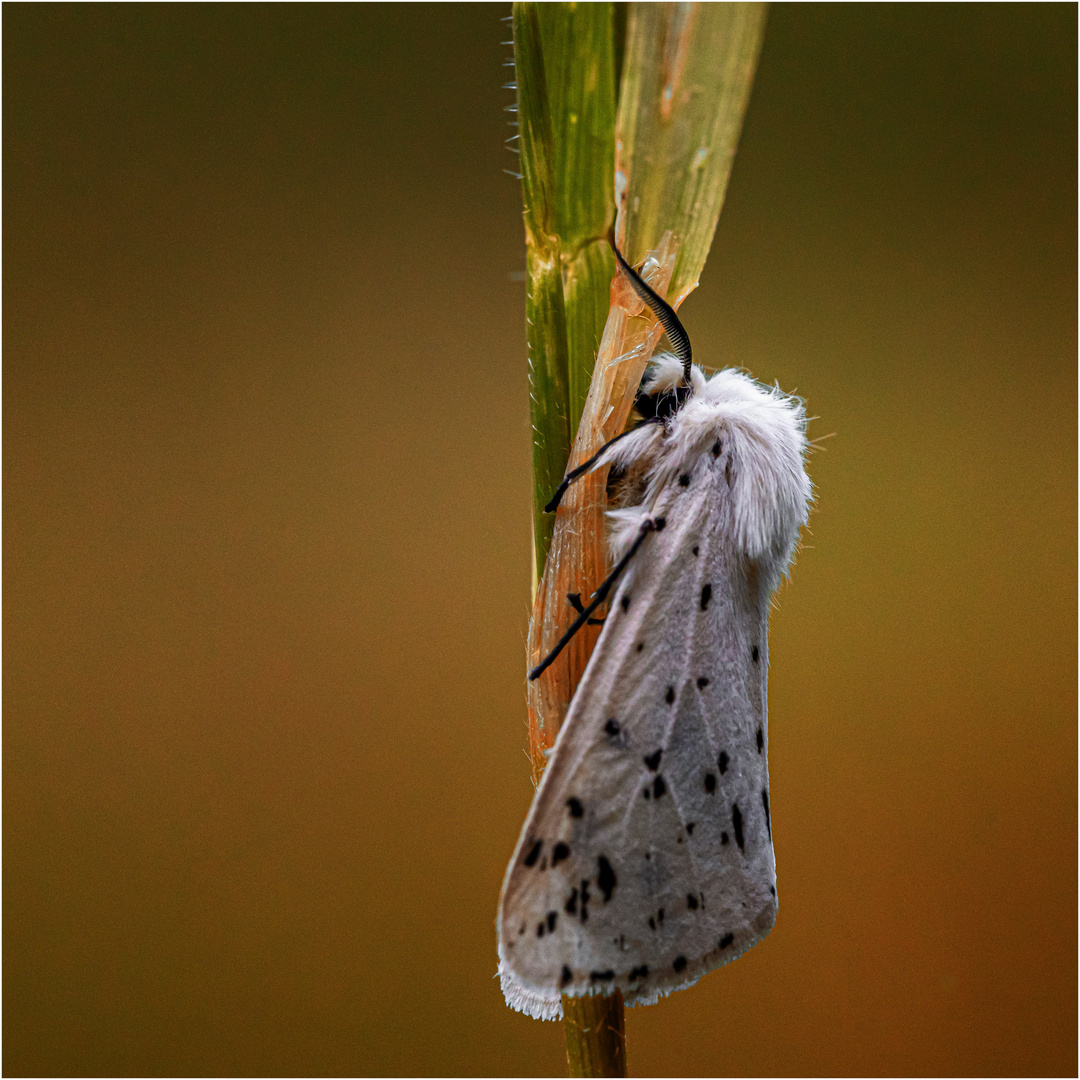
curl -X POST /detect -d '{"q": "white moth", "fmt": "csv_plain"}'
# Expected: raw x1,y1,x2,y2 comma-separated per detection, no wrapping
497,239,812,1021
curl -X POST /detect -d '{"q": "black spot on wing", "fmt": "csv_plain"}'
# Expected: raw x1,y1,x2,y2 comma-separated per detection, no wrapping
561,965,573,987
704,773,716,794
642,787,651,800
597,856,617,903
547,911,557,932
696,676,709,688
536,922,545,937
567,797,584,818
665,685,675,705
721,831,729,845
620,594,631,612
629,965,648,981
590,970,615,983
732,803,745,851
719,932,734,949
604,718,621,738
718,751,729,774
673,955,687,973
686,822,695,835
564,888,578,916
643,749,662,771
712,439,722,458
678,473,690,487
652,775,667,798
762,790,771,839
756,727,764,753
654,517,666,531
523,840,543,867
687,893,699,910
552,842,570,866
648,916,656,930
700,584,712,610
692,545,699,556
580,880,590,921
752,645,760,662
636,641,644,652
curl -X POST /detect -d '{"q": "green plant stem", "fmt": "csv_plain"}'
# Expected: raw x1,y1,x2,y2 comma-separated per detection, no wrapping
514,2,615,581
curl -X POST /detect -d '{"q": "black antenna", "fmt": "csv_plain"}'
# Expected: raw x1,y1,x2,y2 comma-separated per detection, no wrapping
608,228,692,385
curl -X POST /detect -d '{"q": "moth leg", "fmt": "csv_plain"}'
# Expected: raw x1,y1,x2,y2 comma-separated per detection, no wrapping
529,516,664,681
566,592,605,626
544,416,663,514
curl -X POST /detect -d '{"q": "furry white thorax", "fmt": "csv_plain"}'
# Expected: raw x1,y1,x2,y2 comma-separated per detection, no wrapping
600,356,811,587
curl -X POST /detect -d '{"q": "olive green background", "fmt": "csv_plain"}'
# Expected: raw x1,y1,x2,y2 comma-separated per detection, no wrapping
5,4,1076,1076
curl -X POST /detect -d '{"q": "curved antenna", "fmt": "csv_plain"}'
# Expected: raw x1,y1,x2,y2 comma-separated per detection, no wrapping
608,228,692,385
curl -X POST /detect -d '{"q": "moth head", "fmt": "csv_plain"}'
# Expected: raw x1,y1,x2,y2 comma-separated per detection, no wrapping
634,355,707,421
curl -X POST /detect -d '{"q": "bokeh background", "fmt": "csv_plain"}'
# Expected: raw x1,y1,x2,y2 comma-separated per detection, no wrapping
5,4,1076,1076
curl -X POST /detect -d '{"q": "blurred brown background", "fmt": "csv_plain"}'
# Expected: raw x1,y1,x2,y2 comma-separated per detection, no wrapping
4,4,1076,1076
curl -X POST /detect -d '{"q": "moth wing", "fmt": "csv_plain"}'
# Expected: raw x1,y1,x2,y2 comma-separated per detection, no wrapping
498,449,776,1020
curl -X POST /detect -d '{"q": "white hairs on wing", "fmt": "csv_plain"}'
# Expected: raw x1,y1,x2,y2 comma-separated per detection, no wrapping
606,506,653,561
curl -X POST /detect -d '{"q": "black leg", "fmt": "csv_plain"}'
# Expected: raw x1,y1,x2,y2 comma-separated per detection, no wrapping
566,592,605,626
544,416,662,514
529,516,664,681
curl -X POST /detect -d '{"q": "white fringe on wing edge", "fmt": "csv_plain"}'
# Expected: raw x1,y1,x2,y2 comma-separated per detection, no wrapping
498,958,563,1021
497,925,770,1021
